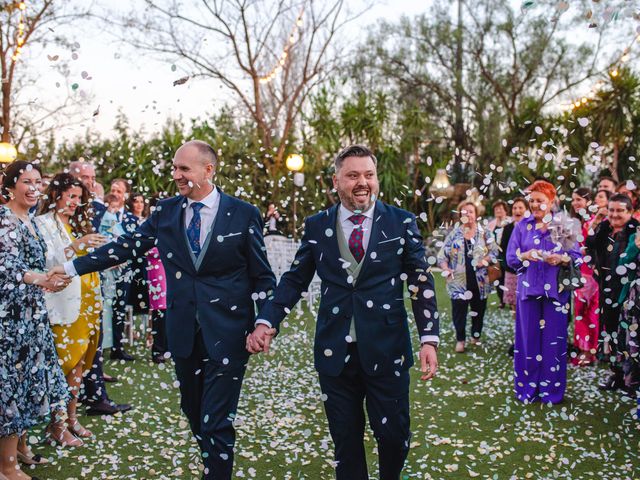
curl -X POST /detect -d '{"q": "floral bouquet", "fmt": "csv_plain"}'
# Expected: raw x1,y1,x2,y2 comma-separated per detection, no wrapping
548,209,583,292
547,209,581,252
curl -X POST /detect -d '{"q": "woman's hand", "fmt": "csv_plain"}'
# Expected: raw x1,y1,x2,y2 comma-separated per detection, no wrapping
480,255,493,267
440,264,454,280
73,233,108,251
635,232,640,249
545,253,569,266
29,271,71,293
520,249,541,262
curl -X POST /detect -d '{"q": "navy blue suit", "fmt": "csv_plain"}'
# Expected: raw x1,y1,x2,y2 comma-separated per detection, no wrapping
259,201,439,479
74,189,276,479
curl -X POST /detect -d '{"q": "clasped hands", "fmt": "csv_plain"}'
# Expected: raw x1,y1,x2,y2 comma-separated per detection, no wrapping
521,249,568,266
246,324,277,354
36,264,70,293
246,324,438,381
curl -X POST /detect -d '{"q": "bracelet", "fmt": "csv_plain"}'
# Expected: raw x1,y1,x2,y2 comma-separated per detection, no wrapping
421,341,438,351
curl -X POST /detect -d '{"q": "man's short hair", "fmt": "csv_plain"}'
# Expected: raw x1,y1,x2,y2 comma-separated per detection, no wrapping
185,140,218,167
68,160,95,176
334,145,377,172
111,178,131,193
598,175,618,187
609,193,633,211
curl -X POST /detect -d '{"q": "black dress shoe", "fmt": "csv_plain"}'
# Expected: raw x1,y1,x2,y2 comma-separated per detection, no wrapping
598,372,624,391
86,400,131,416
115,402,133,413
110,350,135,361
151,355,166,364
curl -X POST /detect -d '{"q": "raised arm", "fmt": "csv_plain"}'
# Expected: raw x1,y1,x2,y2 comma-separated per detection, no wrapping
71,209,160,276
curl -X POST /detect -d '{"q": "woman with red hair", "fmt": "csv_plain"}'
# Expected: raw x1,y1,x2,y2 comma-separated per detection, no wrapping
506,180,581,404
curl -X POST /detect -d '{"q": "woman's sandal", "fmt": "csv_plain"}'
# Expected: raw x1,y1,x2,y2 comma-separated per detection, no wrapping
17,451,50,465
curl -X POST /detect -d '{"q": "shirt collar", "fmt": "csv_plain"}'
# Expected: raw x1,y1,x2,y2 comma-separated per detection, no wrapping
339,202,375,223
186,186,218,209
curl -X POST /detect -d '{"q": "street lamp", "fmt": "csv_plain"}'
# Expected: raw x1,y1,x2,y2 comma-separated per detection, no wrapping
0,142,18,164
429,168,453,198
286,153,305,240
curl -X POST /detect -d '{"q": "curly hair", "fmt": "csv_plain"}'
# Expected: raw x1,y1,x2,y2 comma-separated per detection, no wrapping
38,172,93,236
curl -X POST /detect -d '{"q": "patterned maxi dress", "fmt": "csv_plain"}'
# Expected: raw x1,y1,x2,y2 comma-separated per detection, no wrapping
0,206,69,436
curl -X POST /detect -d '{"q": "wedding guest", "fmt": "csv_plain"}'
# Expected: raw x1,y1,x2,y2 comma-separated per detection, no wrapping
616,181,640,221
438,200,499,353
597,175,618,194
264,202,282,236
617,229,640,396
499,197,528,356
68,162,131,416
126,192,150,323
36,173,106,442
0,161,71,479
101,178,138,361
145,195,168,363
489,199,510,308
570,187,599,366
586,193,639,391
507,180,581,404
93,182,105,203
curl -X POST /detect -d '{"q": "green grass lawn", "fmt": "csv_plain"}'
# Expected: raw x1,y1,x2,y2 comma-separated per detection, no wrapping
31,277,639,479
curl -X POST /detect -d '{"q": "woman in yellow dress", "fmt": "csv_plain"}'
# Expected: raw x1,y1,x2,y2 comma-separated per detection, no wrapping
35,173,107,443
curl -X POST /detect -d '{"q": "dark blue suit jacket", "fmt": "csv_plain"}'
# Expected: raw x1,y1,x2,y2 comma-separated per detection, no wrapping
90,200,106,231
259,201,439,377
74,189,277,361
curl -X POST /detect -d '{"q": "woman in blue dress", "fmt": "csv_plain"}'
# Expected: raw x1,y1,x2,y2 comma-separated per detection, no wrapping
0,161,74,480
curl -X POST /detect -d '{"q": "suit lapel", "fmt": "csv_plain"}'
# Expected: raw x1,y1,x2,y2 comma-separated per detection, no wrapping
198,189,236,267
358,200,385,278
175,197,198,271
321,204,344,275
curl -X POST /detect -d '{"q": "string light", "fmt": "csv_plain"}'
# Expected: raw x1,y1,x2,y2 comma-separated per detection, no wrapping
258,9,304,84
11,1,27,62
563,33,639,111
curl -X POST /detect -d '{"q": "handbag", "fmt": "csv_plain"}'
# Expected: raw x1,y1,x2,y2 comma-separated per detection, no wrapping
558,261,583,292
487,263,502,284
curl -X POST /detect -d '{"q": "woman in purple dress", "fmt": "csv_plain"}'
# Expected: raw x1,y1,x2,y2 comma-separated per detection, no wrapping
506,180,581,404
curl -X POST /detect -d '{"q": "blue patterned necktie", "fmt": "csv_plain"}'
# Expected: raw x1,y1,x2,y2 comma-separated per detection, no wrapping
187,202,205,257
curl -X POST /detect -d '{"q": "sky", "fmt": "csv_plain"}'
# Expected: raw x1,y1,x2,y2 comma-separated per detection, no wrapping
15,0,637,145
20,0,428,144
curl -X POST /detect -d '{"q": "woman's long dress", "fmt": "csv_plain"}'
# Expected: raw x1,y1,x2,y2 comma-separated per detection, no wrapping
0,206,69,435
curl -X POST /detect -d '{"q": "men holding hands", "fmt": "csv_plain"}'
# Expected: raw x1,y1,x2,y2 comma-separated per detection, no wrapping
48,141,438,480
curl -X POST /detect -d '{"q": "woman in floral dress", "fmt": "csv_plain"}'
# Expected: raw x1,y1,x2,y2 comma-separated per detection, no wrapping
437,200,500,353
0,162,71,480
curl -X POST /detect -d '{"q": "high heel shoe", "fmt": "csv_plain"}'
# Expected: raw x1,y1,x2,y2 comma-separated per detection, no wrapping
43,424,84,448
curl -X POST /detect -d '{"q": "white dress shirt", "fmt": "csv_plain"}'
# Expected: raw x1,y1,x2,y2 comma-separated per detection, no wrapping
338,203,374,252
185,187,220,247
